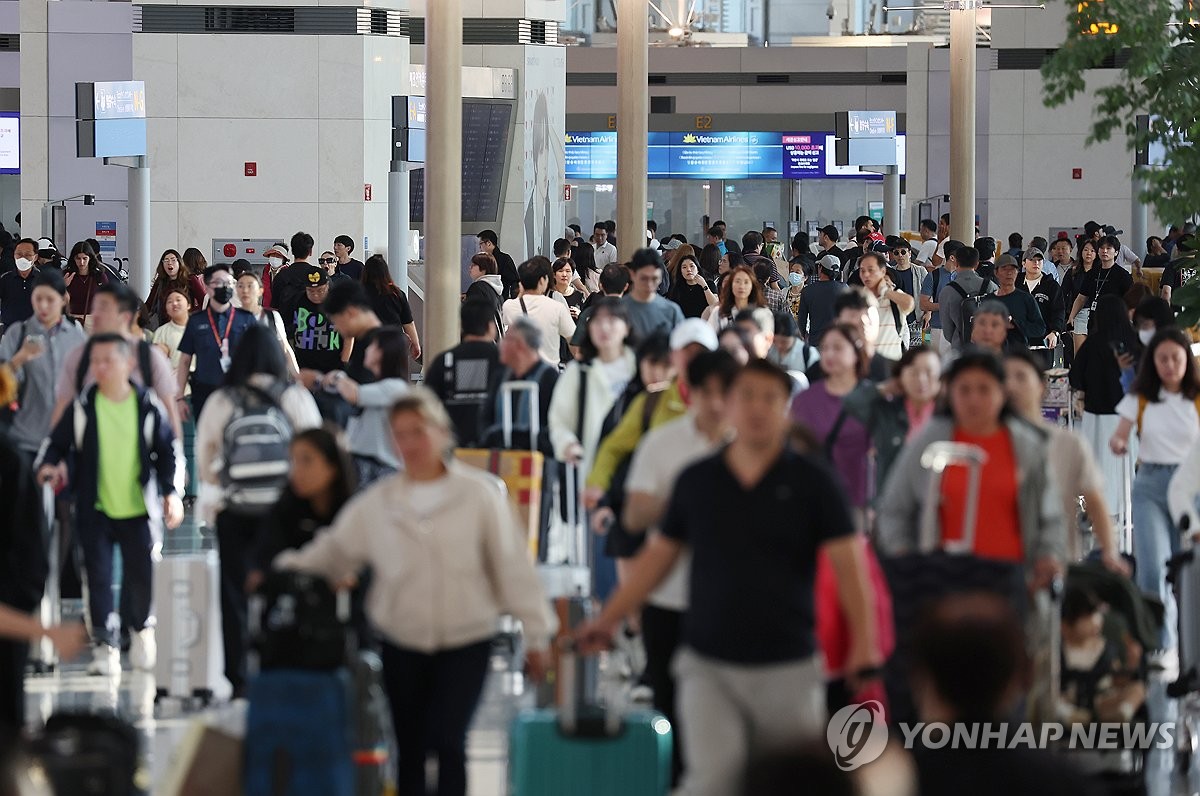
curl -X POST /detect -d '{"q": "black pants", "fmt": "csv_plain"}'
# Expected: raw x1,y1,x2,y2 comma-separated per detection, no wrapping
381,638,492,796
77,512,152,647
0,637,27,734
642,604,684,785
215,511,260,696
190,382,219,420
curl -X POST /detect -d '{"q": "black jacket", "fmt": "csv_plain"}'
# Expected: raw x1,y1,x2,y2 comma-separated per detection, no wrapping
38,384,182,522
1017,273,1067,334
493,249,519,300
0,430,46,612
478,362,558,455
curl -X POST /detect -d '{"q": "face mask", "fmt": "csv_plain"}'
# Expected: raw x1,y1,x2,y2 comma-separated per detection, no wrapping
788,272,804,286
212,285,235,305
15,257,33,273
267,256,284,269
1139,328,1155,346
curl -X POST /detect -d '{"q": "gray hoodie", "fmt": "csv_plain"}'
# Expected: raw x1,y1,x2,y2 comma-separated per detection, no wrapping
0,317,87,452
876,415,1068,570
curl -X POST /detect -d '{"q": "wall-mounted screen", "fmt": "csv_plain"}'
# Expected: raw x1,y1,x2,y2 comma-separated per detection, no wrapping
409,100,514,224
0,113,19,175
566,130,906,180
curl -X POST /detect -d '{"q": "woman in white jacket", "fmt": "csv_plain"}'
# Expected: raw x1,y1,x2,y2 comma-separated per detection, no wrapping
195,325,322,697
548,297,636,486
275,388,554,796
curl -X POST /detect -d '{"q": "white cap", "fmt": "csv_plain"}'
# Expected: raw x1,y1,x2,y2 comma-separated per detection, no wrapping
669,318,719,352
818,254,842,274
35,237,56,254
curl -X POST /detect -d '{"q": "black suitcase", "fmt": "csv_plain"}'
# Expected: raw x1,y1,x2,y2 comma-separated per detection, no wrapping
29,712,142,796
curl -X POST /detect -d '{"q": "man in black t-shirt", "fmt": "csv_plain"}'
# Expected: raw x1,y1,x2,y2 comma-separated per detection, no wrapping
324,280,385,385
290,266,347,383
332,235,364,281
424,300,499,447
1067,235,1134,329
1160,237,1199,306
578,359,879,796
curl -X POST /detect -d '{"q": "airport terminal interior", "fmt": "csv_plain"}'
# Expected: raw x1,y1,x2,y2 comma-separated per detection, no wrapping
2,0,1200,794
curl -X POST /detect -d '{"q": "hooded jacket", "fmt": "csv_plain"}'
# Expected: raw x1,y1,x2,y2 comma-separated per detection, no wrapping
37,383,183,534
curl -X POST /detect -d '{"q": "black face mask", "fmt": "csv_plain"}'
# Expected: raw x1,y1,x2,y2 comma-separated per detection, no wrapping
211,285,234,305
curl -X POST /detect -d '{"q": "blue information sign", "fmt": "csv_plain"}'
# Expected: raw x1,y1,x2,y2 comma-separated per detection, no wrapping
564,130,904,180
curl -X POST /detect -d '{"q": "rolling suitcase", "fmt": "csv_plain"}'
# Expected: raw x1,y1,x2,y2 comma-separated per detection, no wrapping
245,575,388,796
455,380,546,560
154,549,228,705
881,441,1029,726
30,483,61,673
1169,544,1200,696
509,643,673,796
28,711,144,796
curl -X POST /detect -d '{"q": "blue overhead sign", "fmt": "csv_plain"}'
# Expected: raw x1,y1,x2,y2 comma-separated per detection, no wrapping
566,130,905,180
75,81,148,159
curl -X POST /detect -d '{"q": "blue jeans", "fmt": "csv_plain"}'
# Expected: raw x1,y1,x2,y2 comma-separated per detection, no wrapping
1131,463,1182,650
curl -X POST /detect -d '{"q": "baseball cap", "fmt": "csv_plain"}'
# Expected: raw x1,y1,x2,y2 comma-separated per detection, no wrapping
819,224,840,242
669,318,719,352
1084,220,1102,236
995,254,1019,271
1022,247,1044,261
818,254,842,275
662,238,683,252
300,264,329,287
35,237,57,256
870,241,891,254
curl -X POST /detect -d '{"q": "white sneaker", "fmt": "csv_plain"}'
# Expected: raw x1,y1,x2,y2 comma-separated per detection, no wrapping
129,628,157,672
86,645,120,676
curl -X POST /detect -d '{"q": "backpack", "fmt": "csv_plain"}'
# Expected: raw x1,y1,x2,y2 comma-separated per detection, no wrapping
75,337,153,395
947,277,994,345
220,383,293,516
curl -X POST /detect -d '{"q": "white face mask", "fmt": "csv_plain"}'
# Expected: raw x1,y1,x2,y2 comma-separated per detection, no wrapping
15,257,33,272
267,256,284,269
1139,328,1155,346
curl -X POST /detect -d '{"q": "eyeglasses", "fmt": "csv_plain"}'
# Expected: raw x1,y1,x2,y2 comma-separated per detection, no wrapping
318,258,335,265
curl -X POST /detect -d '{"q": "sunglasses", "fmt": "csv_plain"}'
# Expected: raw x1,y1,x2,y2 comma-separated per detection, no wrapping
318,258,335,265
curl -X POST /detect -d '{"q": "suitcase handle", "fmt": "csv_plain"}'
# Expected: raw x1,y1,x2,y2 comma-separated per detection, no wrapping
556,638,621,738
918,441,988,554
500,381,540,452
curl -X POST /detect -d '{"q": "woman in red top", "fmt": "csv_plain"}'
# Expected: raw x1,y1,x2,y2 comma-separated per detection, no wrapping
63,241,109,328
877,348,1067,582
141,248,207,330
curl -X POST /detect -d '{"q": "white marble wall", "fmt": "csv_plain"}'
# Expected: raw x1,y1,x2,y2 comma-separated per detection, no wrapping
134,31,409,261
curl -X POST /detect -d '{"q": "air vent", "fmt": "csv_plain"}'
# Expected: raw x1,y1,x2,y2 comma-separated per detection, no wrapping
569,72,906,87
996,47,1131,70
463,19,560,45
204,7,294,32
0,36,19,53
134,6,407,35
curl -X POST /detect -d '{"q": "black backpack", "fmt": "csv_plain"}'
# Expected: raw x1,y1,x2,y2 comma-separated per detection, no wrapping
252,570,348,671
948,277,994,345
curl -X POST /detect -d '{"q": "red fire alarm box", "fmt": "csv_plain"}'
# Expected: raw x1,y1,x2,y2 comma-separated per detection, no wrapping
244,162,257,177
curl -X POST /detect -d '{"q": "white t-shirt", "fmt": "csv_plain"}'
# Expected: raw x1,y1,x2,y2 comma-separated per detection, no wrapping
916,238,938,266
871,283,907,361
625,415,724,610
1116,390,1200,464
1024,277,1041,294
934,237,947,262
501,294,577,365
596,356,635,402
592,241,618,271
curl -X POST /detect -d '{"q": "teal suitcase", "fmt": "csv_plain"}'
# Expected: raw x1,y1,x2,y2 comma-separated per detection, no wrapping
508,708,673,795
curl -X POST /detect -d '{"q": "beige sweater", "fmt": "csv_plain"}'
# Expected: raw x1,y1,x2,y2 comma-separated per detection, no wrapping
275,461,557,652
